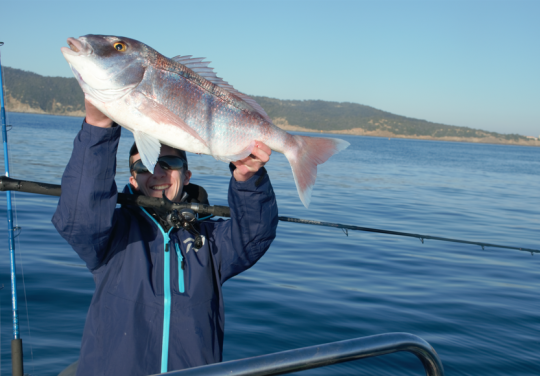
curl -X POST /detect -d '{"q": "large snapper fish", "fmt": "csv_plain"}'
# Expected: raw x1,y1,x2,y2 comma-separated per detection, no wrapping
61,35,349,208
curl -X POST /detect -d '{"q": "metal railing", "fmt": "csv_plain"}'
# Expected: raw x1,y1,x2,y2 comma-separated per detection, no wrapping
153,332,444,376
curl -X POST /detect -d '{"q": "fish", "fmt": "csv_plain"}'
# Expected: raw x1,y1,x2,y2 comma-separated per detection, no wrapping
61,35,350,208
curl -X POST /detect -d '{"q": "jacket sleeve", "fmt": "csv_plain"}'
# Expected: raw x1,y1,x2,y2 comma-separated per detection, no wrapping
209,165,279,284
52,121,126,271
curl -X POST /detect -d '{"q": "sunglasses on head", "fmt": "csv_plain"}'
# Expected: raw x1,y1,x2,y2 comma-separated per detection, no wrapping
130,155,186,174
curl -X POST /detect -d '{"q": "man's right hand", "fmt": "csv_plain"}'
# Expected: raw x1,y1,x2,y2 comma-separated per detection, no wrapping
85,98,113,128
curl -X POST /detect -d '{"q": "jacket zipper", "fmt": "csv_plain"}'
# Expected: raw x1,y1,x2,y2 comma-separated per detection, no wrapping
161,230,172,373
127,184,173,373
175,243,185,293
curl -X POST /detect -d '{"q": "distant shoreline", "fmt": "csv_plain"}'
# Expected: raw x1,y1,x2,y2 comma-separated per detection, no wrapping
8,110,539,148
272,118,540,148
277,124,540,147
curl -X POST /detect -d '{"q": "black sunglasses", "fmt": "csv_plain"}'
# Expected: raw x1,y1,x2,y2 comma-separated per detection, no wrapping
130,155,186,174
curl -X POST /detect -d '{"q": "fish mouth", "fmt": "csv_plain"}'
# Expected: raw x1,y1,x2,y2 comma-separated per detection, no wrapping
61,37,93,57
67,38,81,52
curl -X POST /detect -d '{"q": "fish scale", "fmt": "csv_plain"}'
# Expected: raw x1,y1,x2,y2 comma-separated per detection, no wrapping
147,68,266,158
61,34,350,207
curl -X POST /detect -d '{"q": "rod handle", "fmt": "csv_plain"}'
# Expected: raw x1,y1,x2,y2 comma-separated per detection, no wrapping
11,338,24,376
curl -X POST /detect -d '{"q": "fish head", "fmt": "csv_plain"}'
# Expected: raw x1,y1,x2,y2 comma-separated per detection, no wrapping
61,35,148,102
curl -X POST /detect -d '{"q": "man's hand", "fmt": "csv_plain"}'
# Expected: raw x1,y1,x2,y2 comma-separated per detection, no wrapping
232,142,271,182
85,98,113,128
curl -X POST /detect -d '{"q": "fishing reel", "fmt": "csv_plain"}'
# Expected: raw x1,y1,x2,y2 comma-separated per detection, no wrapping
167,209,204,250
165,191,204,250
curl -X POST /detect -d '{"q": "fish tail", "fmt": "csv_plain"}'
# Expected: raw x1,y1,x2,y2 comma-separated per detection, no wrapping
284,135,350,208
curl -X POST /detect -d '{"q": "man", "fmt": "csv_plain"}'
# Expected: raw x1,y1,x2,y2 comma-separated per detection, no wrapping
53,100,278,376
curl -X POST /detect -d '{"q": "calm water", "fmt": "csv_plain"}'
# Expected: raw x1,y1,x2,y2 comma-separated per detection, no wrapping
0,112,538,375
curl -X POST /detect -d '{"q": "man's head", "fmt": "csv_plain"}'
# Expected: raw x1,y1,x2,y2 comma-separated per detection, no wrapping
128,143,192,202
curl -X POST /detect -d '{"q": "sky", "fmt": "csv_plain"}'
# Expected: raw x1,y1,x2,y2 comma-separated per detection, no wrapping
0,0,538,136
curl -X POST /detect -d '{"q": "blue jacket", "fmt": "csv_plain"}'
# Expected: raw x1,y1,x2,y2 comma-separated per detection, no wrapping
52,122,278,376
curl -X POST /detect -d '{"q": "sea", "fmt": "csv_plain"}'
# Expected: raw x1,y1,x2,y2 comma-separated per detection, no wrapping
0,112,538,376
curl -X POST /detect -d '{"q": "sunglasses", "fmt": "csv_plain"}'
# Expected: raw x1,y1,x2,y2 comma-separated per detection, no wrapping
130,155,186,174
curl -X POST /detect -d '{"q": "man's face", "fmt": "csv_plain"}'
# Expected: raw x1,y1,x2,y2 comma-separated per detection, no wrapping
129,145,191,202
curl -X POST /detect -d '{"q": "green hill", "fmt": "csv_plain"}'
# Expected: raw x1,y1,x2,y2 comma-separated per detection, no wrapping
251,96,526,141
2,66,84,115
2,66,536,145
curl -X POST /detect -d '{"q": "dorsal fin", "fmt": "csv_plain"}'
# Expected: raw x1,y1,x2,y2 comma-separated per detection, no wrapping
171,55,273,124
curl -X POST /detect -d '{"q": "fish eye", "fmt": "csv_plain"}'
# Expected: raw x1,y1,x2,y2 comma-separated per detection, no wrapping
114,42,127,52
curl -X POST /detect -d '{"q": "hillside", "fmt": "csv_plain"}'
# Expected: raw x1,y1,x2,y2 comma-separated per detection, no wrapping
251,96,532,143
2,66,538,146
2,67,85,116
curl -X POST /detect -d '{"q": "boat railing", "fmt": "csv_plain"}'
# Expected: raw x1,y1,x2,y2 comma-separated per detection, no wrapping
152,332,444,376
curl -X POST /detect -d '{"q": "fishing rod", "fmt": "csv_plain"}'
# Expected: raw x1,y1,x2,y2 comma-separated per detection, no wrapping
1,176,538,255
0,41,25,376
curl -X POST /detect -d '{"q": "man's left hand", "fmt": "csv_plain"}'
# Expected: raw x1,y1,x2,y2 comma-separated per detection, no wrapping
232,141,272,182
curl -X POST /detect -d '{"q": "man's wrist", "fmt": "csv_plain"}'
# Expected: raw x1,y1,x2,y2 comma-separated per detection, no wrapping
230,164,268,188
85,116,113,129
233,169,256,182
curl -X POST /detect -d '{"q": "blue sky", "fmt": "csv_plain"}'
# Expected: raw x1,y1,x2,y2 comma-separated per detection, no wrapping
0,0,538,136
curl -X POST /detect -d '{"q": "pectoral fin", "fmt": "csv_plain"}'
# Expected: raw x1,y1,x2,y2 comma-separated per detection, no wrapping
133,92,208,148
134,131,161,174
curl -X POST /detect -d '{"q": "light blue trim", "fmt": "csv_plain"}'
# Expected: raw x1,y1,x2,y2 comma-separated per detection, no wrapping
175,243,185,293
198,215,213,221
160,228,172,373
126,184,173,373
